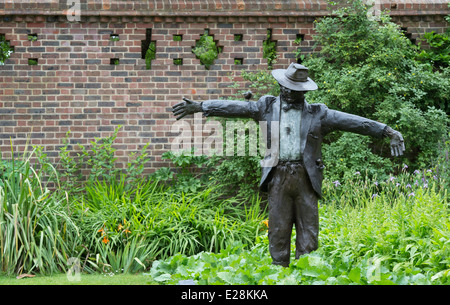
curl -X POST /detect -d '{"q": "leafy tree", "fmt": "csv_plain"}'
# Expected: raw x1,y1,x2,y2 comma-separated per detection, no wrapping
226,0,449,182
303,0,449,174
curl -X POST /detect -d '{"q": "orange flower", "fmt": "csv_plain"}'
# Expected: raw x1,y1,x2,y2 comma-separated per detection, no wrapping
262,220,269,228
118,224,124,231
102,236,109,244
123,228,131,234
98,228,105,235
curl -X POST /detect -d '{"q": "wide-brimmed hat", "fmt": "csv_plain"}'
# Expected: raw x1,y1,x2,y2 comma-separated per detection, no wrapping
272,63,318,91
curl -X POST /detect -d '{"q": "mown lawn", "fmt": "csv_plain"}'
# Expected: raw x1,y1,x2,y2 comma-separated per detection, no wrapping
0,273,149,285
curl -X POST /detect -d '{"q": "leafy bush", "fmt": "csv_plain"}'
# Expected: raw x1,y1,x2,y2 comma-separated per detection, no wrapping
152,149,212,193
263,29,277,68
78,127,121,184
321,133,393,182
304,0,449,174
416,31,450,71
228,0,449,180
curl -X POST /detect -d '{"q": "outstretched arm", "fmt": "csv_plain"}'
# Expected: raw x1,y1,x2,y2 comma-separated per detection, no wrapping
172,97,261,121
323,108,405,157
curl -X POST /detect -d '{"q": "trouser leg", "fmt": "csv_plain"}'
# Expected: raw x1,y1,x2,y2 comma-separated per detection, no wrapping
267,167,294,267
267,163,320,266
293,183,319,258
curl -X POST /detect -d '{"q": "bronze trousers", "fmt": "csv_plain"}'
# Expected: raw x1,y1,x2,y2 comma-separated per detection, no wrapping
267,161,319,267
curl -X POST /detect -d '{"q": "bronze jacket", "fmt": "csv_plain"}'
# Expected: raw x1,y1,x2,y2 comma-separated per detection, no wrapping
202,95,387,198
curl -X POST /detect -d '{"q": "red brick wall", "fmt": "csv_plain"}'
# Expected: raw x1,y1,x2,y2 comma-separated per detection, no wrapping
0,2,448,174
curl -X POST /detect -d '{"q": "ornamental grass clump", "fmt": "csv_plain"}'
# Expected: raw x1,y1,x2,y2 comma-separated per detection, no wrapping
0,144,80,276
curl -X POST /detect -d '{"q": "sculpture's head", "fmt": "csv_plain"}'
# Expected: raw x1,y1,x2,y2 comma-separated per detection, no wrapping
279,85,305,104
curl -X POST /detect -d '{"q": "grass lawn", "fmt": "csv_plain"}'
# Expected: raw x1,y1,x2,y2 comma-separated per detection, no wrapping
0,273,151,285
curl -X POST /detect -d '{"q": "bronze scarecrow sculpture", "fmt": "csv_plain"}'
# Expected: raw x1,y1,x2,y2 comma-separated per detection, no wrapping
171,63,405,267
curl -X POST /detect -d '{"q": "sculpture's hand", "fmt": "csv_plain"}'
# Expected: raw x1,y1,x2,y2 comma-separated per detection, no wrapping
388,128,406,157
172,98,203,120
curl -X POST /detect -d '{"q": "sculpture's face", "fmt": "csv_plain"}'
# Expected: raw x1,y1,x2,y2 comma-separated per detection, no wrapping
280,85,305,104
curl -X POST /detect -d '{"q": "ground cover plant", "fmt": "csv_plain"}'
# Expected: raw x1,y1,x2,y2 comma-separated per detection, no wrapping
149,172,450,285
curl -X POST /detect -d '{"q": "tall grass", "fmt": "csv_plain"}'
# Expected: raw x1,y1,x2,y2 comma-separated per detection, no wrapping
0,145,80,276
73,176,267,270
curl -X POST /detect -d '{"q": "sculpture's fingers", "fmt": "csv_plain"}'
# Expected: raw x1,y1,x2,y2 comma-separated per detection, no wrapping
182,97,194,104
172,108,186,116
172,102,186,109
175,112,188,120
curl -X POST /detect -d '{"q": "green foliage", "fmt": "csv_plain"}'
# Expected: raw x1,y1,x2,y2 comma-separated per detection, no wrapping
435,133,450,191
109,34,119,42
322,133,393,182
27,34,38,42
237,70,280,99
0,34,13,65
78,127,121,184
73,178,266,267
145,41,156,70
293,35,305,63
417,31,450,70
262,29,277,68
192,29,222,69
210,154,262,199
149,172,450,285
58,131,83,193
302,0,450,174
152,149,213,194
0,146,80,276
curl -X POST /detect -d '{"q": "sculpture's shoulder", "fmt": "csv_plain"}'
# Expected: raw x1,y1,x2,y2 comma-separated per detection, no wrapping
257,95,278,114
258,95,277,105
305,101,329,117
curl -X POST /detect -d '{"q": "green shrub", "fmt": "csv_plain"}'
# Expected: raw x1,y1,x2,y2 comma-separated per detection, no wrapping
321,133,393,182
78,127,121,184
228,0,449,180
416,31,450,71
152,149,213,194
303,0,450,173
